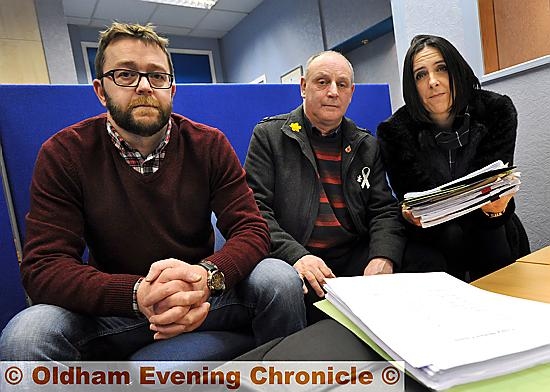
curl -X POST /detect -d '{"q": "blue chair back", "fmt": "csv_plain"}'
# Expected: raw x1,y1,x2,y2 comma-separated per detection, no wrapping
0,166,26,329
0,83,391,332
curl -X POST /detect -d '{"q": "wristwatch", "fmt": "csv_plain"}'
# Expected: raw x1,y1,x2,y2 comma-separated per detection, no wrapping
198,260,225,296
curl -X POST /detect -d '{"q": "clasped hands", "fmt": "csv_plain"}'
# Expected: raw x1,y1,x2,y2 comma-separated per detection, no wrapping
293,254,393,298
136,258,211,340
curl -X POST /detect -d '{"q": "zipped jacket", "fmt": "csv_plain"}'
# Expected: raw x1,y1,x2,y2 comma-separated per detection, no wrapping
244,105,405,272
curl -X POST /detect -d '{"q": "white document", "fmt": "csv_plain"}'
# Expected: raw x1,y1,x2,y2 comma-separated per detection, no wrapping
324,273,550,390
404,160,507,200
419,183,520,227
401,159,520,227
411,175,520,217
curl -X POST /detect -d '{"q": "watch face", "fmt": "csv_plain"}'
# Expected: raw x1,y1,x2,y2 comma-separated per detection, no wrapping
210,271,225,290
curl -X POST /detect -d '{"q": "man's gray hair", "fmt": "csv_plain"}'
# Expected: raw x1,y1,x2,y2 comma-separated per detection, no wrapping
304,50,354,83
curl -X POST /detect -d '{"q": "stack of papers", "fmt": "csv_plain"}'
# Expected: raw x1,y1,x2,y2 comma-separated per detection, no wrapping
323,273,550,391
402,160,520,227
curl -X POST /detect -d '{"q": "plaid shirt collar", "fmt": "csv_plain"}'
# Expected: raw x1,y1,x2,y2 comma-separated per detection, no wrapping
106,119,172,175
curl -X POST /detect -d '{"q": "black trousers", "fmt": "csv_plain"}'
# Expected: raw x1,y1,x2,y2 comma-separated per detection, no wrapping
401,216,514,281
236,319,429,391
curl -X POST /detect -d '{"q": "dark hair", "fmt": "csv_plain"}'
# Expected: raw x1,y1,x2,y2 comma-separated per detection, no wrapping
402,34,480,123
94,22,173,78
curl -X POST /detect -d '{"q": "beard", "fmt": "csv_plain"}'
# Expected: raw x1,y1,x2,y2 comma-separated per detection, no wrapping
105,94,172,137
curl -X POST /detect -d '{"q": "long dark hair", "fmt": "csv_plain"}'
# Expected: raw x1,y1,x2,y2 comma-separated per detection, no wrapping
402,34,480,123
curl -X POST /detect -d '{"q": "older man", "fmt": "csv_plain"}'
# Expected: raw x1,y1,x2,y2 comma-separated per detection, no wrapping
244,51,405,323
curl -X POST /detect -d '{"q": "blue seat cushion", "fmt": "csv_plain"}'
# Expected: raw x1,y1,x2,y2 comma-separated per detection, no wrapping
129,331,256,361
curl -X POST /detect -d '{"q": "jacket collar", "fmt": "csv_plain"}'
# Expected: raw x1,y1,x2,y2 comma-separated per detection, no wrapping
280,105,310,143
281,105,365,147
280,106,317,169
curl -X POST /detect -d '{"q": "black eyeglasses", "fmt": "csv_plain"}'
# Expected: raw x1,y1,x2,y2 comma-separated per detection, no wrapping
100,69,174,89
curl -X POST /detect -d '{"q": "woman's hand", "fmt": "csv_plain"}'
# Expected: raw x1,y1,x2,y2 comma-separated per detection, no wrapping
481,193,515,216
402,206,422,226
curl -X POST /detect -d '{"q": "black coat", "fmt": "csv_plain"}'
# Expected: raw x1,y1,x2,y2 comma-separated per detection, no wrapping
377,89,529,261
377,89,517,201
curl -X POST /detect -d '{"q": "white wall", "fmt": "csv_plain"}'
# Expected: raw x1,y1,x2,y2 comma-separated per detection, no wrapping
34,0,77,84
486,69,550,251
220,0,324,84
348,31,402,109
220,0,400,108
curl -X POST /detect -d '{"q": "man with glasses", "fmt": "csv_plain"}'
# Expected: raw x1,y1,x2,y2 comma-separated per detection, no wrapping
0,22,305,360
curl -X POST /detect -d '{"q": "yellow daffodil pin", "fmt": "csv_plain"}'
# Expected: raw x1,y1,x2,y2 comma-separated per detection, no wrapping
289,122,302,132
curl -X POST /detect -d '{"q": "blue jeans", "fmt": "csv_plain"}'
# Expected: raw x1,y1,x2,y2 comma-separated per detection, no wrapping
0,258,305,360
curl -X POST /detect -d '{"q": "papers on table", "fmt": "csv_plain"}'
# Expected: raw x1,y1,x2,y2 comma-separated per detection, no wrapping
402,160,520,228
323,273,550,391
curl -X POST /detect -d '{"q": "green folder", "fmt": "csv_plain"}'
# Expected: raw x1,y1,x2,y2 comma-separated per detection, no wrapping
315,299,550,391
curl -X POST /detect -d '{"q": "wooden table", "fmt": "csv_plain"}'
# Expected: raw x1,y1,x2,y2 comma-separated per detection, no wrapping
471,261,550,303
517,245,550,265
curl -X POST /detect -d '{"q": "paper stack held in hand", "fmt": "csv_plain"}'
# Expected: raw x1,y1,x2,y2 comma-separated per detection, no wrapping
323,273,550,391
402,160,520,228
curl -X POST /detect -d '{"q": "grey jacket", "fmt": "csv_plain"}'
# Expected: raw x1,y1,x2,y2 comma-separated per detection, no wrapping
244,105,405,272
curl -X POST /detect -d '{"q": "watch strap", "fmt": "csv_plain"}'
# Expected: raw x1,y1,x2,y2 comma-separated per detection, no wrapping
198,260,225,296
198,260,218,272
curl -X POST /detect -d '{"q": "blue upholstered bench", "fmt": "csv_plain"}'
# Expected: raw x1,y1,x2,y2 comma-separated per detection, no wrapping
0,83,391,359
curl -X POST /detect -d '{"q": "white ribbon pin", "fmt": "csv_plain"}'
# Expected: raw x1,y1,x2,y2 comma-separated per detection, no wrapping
357,166,371,189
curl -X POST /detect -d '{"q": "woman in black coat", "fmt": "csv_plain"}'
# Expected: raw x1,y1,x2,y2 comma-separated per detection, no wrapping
377,34,528,280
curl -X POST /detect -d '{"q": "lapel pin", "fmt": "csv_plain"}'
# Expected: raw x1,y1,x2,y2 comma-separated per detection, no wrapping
357,166,371,189
289,122,302,132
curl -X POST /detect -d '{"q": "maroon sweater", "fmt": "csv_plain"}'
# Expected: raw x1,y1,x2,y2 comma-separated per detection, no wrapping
22,113,269,317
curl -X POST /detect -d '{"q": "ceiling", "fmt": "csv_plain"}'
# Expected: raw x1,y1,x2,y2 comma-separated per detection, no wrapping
61,0,265,39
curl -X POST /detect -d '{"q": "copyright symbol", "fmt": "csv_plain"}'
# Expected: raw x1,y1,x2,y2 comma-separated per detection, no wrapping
382,366,400,385
5,366,23,385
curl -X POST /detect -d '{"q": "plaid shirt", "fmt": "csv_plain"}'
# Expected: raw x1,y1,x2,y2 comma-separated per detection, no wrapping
106,120,171,175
